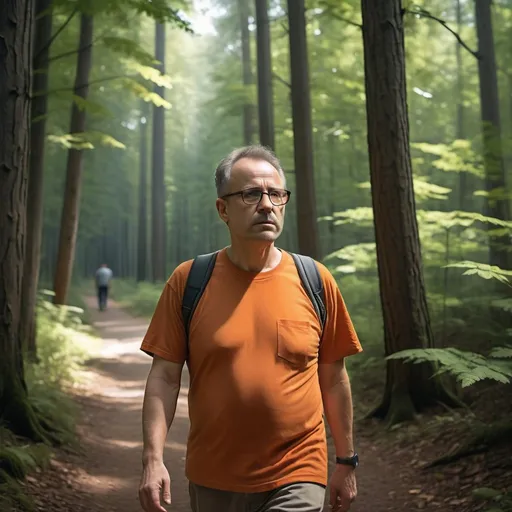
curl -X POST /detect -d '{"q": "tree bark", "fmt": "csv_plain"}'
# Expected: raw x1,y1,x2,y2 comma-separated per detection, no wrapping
361,0,459,424
238,0,255,145
137,101,149,282
0,0,47,440
286,0,320,259
53,12,94,304
20,0,53,361
255,0,274,149
151,22,167,282
475,0,510,269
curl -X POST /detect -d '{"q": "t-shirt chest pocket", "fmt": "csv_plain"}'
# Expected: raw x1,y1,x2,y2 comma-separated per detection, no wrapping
277,319,319,370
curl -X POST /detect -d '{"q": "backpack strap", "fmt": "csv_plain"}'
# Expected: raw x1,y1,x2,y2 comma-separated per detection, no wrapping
182,251,219,346
290,253,327,332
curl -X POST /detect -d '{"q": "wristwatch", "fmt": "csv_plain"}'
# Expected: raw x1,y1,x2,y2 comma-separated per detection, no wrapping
336,452,359,468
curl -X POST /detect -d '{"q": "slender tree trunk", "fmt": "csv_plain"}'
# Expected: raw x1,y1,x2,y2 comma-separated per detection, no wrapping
286,0,320,259
455,0,468,211
53,13,94,304
20,0,53,361
475,0,510,269
151,22,167,282
238,0,255,145
137,101,149,282
361,0,459,425
0,0,47,441
255,0,274,149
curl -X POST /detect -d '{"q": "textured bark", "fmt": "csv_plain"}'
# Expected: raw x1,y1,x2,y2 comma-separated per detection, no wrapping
238,0,255,145
286,0,320,260
20,0,53,361
361,0,459,424
53,13,94,304
151,22,167,282
475,0,510,269
254,0,274,149
0,0,46,440
137,101,149,282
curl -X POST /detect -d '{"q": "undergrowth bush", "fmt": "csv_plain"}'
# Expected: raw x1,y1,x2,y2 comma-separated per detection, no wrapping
110,279,163,318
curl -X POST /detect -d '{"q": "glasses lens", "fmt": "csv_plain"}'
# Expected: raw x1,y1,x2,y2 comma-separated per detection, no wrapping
242,190,263,204
270,190,288,205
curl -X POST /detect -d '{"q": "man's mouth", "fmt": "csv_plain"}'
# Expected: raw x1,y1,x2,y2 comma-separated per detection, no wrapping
255,220,275,226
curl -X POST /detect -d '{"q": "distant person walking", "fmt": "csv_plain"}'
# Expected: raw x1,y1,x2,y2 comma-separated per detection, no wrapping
95,264,113,311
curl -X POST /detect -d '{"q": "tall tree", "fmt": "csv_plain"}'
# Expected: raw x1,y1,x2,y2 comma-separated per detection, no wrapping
20,0,55,360
238,0,255,145
255,0,274,149
151,21,167,282
286,0,320,259
475,0,511,269
0,0,46,440
137,100,149,282
53,11,94,304
361,0,458,424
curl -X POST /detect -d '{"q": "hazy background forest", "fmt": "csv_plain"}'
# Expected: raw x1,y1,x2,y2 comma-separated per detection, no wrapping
1,0,511,510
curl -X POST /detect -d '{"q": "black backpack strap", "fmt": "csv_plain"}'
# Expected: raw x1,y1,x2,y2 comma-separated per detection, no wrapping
290,253,327,332
182,251,218,345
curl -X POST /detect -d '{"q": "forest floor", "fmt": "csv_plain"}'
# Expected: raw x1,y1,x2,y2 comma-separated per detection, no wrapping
21,298,512,512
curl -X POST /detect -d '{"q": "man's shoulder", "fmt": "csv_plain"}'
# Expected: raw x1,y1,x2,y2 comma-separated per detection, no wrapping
284,251,336,286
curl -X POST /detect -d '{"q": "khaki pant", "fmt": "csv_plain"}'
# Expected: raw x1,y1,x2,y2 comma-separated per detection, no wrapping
189,481,326,512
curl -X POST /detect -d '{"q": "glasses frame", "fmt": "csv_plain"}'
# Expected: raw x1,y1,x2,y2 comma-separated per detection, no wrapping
221,188,291,206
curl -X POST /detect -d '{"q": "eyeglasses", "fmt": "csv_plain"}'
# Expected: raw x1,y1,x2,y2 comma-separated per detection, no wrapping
221,188,291,206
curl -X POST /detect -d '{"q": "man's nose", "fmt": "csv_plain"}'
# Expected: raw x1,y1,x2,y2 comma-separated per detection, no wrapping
257,193,273,212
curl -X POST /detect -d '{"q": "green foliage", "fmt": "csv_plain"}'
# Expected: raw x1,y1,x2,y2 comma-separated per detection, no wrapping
0,470,35,512
472,487,512,512
47,131,126,150
445,261,512,286
387,347,512,388
110,280,162,318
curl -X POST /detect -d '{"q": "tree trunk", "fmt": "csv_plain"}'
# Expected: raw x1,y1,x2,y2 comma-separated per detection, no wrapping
361,0,459,425
53,13,94,305
456,0,467,211
0,0,47,441
137,101,149,282
20,0,53,361
255,0,274,149
475,0,510,269
286,0,320,259
151,22,167,282
238,0,255,145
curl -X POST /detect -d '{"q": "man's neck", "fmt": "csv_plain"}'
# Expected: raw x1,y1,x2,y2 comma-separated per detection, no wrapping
227,242,281,273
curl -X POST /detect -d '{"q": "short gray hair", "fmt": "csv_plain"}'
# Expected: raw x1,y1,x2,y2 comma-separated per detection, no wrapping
214,145,285,197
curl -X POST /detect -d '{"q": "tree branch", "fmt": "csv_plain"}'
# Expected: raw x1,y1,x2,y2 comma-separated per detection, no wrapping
272,72,291,89
35,75,133,97
321,7,362,29
48,42,94,63
404,8,479,59
35,7,78,60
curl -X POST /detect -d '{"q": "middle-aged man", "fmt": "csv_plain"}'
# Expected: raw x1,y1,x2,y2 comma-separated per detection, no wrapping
139,145,362,512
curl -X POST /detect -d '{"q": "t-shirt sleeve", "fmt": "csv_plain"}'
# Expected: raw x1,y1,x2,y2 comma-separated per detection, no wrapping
140,265,190,364
317,263,363,363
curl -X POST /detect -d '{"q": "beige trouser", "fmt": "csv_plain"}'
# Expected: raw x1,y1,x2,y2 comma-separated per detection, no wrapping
189,481,326,512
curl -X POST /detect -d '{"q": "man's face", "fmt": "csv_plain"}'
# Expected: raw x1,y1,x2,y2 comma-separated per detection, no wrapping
216,157,287,243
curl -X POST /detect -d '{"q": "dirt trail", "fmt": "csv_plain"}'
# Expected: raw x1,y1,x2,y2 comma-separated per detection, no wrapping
43,297,416,512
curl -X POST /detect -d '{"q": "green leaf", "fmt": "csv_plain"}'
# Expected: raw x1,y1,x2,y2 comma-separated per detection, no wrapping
472,487,502,500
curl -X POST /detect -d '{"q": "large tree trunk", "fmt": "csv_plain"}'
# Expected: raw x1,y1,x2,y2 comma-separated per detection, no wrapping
254,0,274,149
53,13,94,305
0,0,47,441
137,101,149,282
286,0,320,259
20,0,53,361
151,22,167,282
238,0,255,145
475,0,510,269
361,0,459,425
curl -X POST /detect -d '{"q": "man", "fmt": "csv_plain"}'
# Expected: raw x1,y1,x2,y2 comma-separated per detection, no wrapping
139,145,362,512
95,263,113,311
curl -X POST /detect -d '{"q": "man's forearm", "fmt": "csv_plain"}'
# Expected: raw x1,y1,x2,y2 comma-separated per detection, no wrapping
142,375,180,465
321,367,355,457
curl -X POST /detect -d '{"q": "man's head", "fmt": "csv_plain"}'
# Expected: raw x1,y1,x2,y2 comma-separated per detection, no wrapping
215,145,290,244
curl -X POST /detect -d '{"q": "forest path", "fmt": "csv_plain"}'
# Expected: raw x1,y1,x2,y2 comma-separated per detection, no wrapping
36,296,419,512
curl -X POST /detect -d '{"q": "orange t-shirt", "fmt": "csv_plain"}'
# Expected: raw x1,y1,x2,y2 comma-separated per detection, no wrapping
140,248,362,493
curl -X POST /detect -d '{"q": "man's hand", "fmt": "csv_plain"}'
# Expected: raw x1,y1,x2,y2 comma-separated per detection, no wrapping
328,465,357,511
139,460,171,512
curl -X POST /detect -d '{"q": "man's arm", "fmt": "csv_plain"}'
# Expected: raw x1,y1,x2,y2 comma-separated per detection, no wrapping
139,356,183,511
319,358,357,510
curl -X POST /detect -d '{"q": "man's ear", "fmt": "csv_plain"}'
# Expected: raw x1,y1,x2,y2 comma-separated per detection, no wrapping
216,198,228,223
